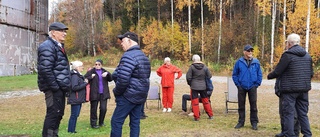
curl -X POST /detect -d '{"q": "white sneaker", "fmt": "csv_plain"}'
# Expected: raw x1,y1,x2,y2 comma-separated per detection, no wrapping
167,108,172,112
188,112,194,116
162,108,167,112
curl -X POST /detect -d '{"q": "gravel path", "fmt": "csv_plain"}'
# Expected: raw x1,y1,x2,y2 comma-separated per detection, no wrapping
1,71,319,99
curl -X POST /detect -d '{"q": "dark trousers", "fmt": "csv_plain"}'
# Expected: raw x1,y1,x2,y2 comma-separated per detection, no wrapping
279,97,300,136
182,94,191,112
68,104,82,133
111,95,142,137
281,92,312,137
42,90,65,137
141,102,146,117
237,87,258,125
90,94,107,126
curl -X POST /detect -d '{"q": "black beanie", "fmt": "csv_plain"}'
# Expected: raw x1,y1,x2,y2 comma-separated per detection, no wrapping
96,59,103,65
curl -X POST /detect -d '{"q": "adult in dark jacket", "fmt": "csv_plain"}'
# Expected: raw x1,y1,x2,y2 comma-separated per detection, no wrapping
232,44,262,130
111,32,151,137
84,59,112,128
275,78,300,137
268,33,313,137
67,61,88,133
186,54,213,121
37,22,71,137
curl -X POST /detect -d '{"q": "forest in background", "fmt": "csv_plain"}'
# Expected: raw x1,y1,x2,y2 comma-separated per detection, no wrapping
49,0,320,75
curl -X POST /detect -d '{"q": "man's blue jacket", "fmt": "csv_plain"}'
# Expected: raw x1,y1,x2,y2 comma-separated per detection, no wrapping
232,57,262,90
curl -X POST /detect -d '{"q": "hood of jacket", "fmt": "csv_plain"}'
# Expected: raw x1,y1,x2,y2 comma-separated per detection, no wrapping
286,45,307,57
192,63,205,70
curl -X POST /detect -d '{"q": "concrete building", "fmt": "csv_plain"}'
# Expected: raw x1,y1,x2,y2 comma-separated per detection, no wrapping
0,0,48,76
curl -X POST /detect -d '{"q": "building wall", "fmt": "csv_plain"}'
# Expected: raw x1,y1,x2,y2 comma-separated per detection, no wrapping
0,0,48,76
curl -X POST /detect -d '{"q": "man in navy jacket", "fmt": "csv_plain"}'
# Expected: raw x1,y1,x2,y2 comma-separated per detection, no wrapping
232,44,262,130
37,22,70,137
110,32,151,137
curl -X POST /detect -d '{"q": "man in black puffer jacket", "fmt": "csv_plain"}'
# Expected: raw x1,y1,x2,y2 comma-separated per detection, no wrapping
37,22,71,137
268,33,313,137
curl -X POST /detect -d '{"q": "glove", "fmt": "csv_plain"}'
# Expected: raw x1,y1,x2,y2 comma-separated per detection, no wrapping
102,72,108,77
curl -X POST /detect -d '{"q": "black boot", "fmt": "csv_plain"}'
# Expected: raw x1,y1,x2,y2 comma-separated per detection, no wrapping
234,122,244,129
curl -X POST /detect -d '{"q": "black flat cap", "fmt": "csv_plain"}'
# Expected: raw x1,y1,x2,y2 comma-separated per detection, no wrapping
49,22,68,31
117,32,139,43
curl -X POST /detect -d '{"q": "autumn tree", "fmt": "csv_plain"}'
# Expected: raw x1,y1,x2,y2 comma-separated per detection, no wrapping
286,0,320,63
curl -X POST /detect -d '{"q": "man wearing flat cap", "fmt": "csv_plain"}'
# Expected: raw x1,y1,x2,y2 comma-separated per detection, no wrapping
232,44,262,130
110,31,151,137
37,22,71,137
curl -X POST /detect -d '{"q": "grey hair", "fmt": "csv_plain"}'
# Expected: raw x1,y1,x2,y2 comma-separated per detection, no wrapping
70,61,83,70
286,33,300,45
192,54,201,62
48,31,53,37
164,57,171,63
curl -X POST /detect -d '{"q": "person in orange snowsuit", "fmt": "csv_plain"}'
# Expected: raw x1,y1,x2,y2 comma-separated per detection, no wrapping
156,57,182,112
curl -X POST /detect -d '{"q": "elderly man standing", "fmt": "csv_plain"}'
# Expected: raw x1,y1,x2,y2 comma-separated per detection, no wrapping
232,44,262,130
268,33,313,137
111,32,151,137
37,22,71,137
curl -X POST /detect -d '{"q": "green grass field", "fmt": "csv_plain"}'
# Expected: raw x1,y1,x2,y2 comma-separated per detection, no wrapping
0,75,320,137
0,74,38,93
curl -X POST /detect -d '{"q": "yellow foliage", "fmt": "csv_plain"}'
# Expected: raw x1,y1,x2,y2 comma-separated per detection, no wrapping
141,20,189,60
256,0,272,16
101,18,122,47
64,25,76,51
176,0,198,11
252,45,261,59
309,34,320,64
286,0,320,64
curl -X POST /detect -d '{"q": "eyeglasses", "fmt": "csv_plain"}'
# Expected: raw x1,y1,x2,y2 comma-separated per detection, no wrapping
246,50,253,52
95,63,101,66
56,30,67,33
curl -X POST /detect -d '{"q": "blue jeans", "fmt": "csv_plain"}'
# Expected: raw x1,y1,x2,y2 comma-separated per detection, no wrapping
111,96,142,137
68,104,82,133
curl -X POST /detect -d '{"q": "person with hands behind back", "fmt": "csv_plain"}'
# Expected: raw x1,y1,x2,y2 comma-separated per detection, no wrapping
84,59,112,129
